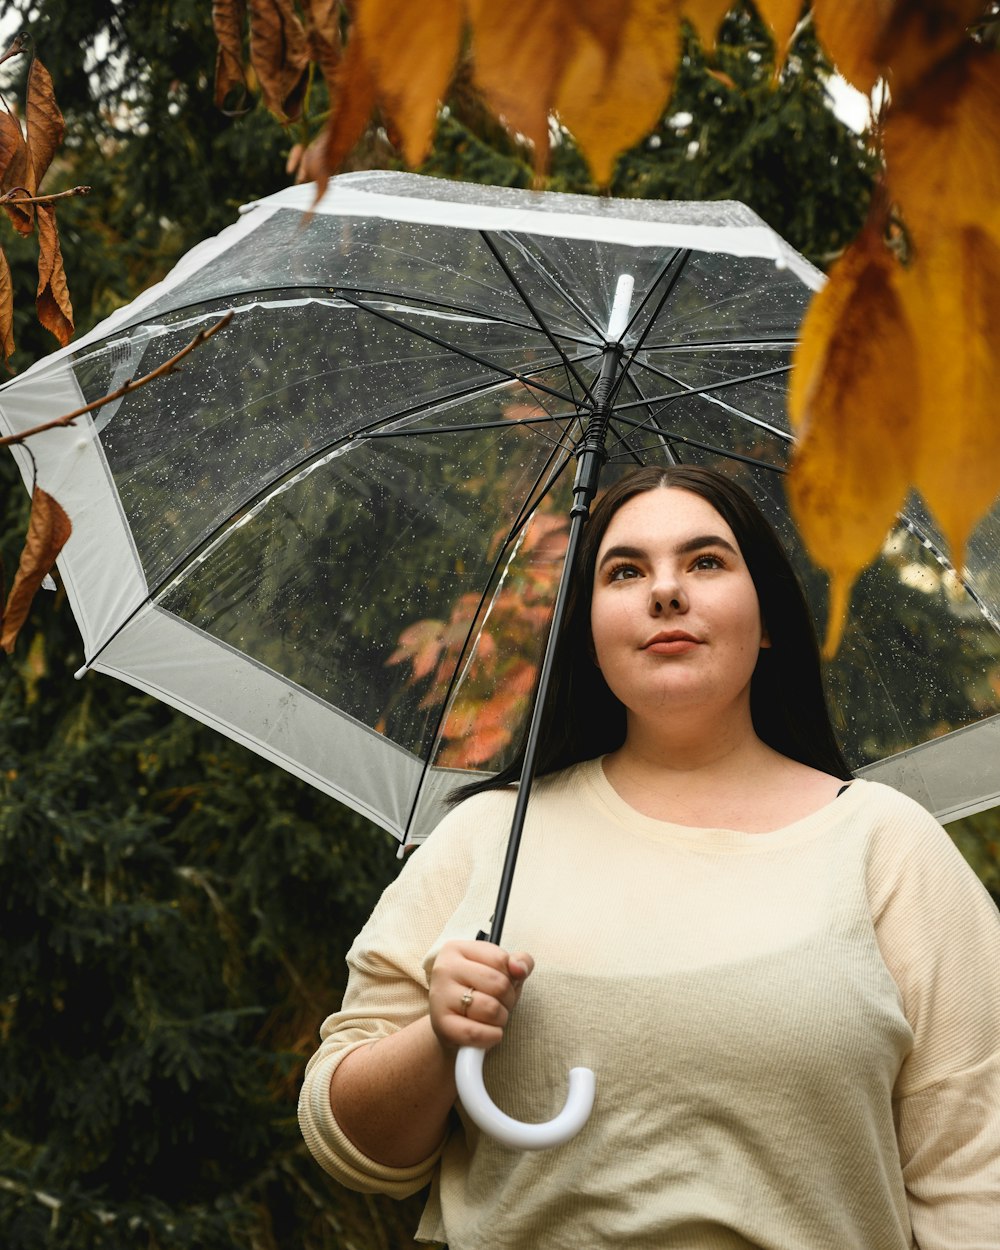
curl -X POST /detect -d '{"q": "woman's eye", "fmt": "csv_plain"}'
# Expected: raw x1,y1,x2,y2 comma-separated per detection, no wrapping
692,554,724,571
608,563,641,582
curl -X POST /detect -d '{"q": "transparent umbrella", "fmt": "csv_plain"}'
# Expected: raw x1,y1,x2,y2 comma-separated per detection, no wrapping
3,171,999,1146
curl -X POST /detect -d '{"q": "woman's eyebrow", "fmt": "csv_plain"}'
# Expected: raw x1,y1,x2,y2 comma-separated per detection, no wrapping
675,534,740,557
596,544,646,569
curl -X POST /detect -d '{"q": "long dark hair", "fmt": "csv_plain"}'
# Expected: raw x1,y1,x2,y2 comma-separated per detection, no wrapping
455,465,852,801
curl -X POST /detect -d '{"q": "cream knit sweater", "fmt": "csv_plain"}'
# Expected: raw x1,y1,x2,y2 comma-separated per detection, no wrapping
299,761,1000,1249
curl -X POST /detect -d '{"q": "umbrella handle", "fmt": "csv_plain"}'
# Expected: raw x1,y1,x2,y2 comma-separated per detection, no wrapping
454,1045,596,1150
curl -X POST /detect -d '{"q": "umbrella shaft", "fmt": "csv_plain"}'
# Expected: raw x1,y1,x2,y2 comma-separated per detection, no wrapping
489,342,622,945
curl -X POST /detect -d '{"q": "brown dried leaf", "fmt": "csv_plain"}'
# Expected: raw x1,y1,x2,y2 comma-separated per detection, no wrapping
310,27,377,193
304,0,342,87
304,0,341,46
249,0,310,121
468,0,578,165
812,0,894,94
557,0,680,185
356,0,463,166
0,106,27,188
0,487,72,653
25,57,64,189
884,47,1000,247
0,110,33,235
0,245,14,367
901,226,1000,564
678,0,733,53
788,222,919,655
879,0,986,96
35,203,73,346
213,0,250,113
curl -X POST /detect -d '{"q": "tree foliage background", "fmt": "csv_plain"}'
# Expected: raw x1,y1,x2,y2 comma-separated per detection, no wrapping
0,3,997,1248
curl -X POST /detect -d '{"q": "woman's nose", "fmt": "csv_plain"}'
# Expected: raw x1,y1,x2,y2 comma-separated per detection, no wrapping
648,580,686,615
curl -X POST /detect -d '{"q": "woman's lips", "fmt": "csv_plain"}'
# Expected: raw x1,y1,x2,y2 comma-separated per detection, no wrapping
642,632,701,655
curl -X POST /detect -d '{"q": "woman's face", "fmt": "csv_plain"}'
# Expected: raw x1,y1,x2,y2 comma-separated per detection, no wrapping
589,487,769,723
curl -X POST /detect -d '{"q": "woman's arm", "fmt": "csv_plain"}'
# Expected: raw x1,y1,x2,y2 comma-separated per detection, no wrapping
328,939,533,1167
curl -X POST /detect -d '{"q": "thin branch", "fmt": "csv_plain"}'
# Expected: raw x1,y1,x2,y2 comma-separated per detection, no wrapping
0,185,91,206
0,311,234,448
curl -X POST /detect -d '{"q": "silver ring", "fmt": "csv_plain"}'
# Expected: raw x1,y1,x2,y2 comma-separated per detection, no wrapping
460,989,474,1015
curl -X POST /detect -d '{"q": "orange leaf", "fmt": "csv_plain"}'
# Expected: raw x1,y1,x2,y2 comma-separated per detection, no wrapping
310,27,378,194
357,0,463,167
753,0,805,70
248,0,310,121
0,245,14,366
35,204,73,346
213,0,251,113
678,0,733,53
557,0,680,185
25,57,64,190
812,0,894,94
1,488,72,653
878,0,985,97
883,47,1000,247
901,226,1000,564
787,221,919,655
468,0,578,165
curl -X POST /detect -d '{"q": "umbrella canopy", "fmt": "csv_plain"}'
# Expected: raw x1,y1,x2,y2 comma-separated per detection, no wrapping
3,171,1000,848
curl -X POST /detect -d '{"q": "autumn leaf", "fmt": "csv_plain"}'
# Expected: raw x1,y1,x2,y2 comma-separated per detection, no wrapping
788,219,920,655
0,245,14,366
878,0,986,97
0,488,72,653
678,0,733,53
303,0,342,87
557,0,680,185
0,109,33,236
883,47,1000,247
310,25,378,195
25,57,64,189
468,0,578,165
812,0,895,94
249,0,309,121
356,0,463,166
753,0,805,69
35,203,73,345
901,225,1000,564
213,0,250,113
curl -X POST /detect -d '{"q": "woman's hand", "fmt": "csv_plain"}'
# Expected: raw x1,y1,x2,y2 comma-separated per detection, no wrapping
428,940,534,1052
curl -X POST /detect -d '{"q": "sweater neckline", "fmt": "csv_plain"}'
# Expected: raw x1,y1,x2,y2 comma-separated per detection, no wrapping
579,755,865,849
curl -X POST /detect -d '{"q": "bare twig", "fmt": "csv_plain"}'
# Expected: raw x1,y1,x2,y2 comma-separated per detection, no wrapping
0,185,91,206
0,311,234,448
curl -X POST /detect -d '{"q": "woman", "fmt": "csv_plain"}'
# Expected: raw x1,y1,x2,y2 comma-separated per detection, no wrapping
299,466,1000,1249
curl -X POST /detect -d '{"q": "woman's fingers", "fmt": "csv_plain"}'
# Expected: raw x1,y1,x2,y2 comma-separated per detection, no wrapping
428,940,534,1052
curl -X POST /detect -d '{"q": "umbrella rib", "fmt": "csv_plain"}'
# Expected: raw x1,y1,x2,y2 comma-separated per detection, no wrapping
612,361,794,427
326,285,601,350
336,290,586,409
641,336,799,352
478,231,597,406
489,232,607,339
606,416,787,474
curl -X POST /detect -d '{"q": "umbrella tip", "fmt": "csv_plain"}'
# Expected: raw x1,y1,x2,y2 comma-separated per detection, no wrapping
605,274,635,343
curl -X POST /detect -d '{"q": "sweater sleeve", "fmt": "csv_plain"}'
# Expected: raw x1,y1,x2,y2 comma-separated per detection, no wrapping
297,793,506,1197
867,787,1000,1250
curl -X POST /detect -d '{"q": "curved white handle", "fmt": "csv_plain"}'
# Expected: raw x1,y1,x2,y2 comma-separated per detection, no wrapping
455,1045,596,1150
